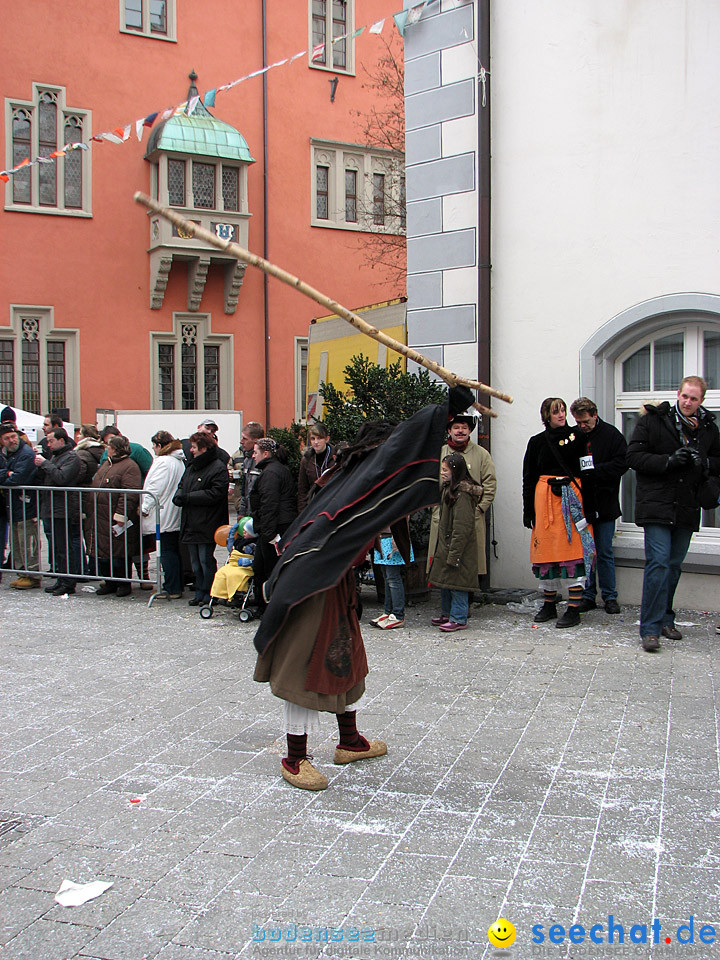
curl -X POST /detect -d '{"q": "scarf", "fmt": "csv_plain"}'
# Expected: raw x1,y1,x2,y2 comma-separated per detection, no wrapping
560,485,596,574
675,402,699,434
447,436,469,452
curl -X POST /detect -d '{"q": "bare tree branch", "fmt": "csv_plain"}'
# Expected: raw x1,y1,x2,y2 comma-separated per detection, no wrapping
352,36,407,287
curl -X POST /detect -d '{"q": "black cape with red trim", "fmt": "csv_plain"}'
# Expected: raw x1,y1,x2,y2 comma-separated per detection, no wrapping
252,387,473,655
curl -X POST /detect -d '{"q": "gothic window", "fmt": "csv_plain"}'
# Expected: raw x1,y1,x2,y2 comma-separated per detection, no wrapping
0,308,79,419
167,158,186,206
373,172,386,226
5,84,91,215
221,166,239,212
192,162,215,209
151,316,231,410
311,140,405,234
344,169,358,222
316,165,329,219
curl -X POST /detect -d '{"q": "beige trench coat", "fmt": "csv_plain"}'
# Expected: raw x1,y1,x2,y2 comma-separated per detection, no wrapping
427,441,497,576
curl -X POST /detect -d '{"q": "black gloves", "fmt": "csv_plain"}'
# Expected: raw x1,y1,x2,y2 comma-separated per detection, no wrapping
687,448,709,476
523,512,535,529
447,385,476,418
666,447,692,471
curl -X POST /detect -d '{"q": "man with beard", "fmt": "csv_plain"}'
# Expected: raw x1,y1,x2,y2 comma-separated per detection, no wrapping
0,424,41,588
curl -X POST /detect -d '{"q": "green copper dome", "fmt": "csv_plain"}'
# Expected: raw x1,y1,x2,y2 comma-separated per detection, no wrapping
145,72,254,162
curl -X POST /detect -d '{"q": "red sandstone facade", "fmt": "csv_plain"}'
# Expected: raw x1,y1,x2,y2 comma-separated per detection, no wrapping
1,1,404,429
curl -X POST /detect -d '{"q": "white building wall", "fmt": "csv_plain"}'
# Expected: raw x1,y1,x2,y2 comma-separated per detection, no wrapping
490,0,720,606
406,0,720,609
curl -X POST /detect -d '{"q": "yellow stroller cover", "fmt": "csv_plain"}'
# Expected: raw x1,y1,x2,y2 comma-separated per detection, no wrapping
210,549,254,601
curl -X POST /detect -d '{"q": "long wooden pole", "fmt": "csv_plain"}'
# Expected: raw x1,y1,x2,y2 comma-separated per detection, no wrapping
133,192,513,416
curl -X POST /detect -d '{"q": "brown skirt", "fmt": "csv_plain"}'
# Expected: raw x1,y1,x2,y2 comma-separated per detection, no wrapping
253,577,367,714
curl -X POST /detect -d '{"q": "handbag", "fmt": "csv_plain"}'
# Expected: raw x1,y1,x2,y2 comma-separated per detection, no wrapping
697,476,720,511
548,476,572,497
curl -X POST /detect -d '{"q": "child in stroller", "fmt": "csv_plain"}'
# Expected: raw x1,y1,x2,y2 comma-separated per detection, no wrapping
200,516,257,621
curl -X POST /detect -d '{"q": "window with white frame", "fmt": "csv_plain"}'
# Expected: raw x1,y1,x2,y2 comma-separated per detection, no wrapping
615,323,720,532
5,84,91,215
120,0,176,40
311,140,405,233
0,306,79,419
295,338,309,422
151,315,232,410
310,0,353,73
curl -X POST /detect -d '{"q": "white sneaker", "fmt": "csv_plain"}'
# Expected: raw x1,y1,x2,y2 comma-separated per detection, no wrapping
370,613,390,627
379,613,405,630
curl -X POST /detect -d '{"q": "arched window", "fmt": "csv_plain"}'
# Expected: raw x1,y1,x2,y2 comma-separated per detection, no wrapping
5,84,91,215
580,295,720,564
616,324,720,530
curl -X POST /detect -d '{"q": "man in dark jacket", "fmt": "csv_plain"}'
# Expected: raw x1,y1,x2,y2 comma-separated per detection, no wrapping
627,376,720,652
571,397,628,615
0,424,40,588
34,428,84,596
172,432,229,606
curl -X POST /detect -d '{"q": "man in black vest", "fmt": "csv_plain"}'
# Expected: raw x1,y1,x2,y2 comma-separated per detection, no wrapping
570,397,628,616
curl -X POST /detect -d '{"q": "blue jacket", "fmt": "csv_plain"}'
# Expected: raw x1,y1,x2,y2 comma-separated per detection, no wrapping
0,441,38,520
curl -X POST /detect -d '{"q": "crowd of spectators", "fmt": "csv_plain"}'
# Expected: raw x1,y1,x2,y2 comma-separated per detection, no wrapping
0,409,305,608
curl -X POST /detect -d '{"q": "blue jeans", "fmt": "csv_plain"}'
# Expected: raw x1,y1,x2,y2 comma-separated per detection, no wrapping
440,588,469,625
640,524,693,638
187,542,217,601
160,531,183,595
382,564,405,619
583,519,618,603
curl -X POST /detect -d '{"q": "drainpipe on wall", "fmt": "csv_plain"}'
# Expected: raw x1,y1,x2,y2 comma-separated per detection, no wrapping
262,0,271,430
478,0,491,432
478,0,494,576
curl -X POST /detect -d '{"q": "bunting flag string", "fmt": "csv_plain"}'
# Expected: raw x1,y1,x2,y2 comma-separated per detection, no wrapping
0,0,440,182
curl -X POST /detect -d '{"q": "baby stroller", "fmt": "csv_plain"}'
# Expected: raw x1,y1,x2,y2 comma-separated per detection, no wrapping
200,517,256,622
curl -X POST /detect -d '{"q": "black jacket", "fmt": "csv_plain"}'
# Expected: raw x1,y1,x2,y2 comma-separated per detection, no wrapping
173,446,229,544
36,443,84,521
580,418,628,522
250,456,297,542
0,441,38,520
626,401,720,530
522,425,595,525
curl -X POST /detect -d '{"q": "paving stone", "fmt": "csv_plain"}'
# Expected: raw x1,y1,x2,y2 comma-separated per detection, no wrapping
2,586,720,957
0,917,97,959
80,897,194,960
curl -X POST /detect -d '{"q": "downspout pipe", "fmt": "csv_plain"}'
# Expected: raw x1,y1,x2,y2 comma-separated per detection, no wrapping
478,0,493,577
262,0,270,430
478,0,491,429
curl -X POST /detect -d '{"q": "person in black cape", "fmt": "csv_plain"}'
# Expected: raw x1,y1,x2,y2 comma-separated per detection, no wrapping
252,385,475,791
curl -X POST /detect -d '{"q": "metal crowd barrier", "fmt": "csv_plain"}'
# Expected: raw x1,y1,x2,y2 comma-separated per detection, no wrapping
0,484,163,607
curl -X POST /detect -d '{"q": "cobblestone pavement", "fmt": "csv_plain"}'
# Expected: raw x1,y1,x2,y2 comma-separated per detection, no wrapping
1,579,719,960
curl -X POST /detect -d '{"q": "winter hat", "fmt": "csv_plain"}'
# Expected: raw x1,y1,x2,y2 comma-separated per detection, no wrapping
237,516,255,538
0,406,16,423
0,422,17,437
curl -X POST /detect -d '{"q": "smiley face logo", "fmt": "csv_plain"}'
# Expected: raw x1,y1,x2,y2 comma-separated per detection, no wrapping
488,918,516,948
